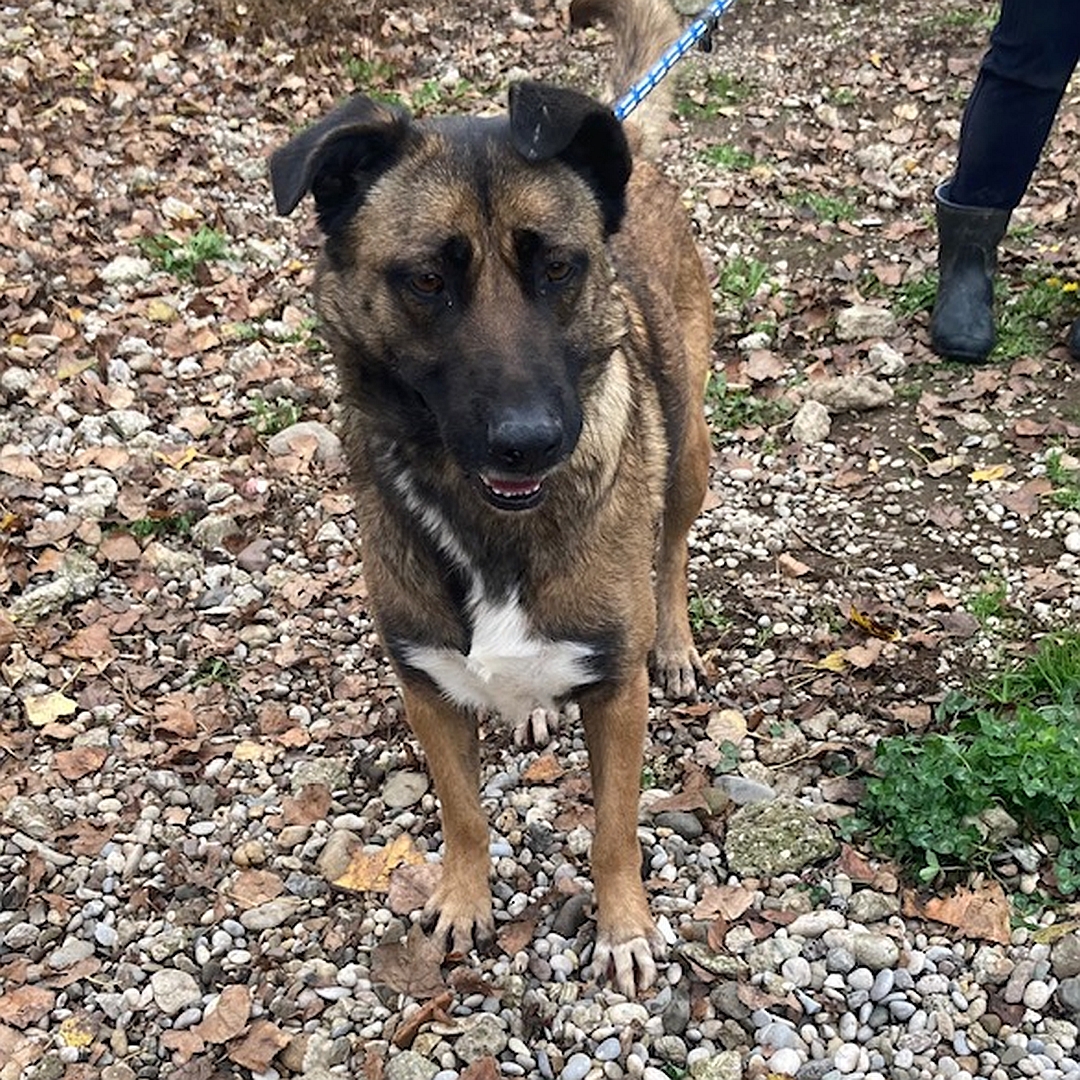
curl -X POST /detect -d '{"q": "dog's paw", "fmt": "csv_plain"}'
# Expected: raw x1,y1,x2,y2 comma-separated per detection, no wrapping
652,644,705,701
422,883,495,956
591,927,664,997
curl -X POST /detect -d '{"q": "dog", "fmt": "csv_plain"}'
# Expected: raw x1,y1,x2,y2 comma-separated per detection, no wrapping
269,0,712,996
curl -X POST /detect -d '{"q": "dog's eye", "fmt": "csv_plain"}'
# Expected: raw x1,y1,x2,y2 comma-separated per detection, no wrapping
544,260,575,284
410,272,445,297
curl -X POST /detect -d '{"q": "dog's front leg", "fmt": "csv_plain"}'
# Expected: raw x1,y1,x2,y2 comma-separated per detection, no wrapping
402,681,494,954
581,665,661,996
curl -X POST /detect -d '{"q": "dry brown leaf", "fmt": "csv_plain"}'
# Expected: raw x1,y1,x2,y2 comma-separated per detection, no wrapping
523,752,563,783
889,703,932,729
903,881,1011,945
0,454,43,481
229,870,285,910
706,707,747,744
693,884,756,921
387,863,441,916
193,985,251,1044
497,917,538,957
227,1019,291,1071
53,746,108,781
845,640,884,669
98,531,142,562
460,1058,501,1080
334,835,424,893
282,783,332,826
391,989,454,1049
777,552,810,577
60,623,115,663
745,349,787,382
999,478,1053,519
371,926,448,1000
0,987,56,1028
161,1028,204,1063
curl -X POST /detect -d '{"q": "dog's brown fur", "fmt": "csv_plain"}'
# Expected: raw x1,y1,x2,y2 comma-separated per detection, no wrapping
270,0,712,996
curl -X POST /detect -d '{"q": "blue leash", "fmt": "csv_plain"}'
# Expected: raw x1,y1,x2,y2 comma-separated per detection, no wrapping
612,0,739,121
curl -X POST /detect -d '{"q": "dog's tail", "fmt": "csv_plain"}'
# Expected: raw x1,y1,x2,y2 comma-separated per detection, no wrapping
570,0,679,155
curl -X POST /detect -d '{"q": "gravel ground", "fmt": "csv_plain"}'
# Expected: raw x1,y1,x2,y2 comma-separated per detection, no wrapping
3,1,1080,1079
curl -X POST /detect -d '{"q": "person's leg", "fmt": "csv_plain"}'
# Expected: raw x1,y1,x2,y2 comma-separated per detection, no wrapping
932,0,1080,361
950,0,1080,210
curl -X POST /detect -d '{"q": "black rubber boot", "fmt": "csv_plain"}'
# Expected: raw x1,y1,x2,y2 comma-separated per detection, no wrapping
930,182,1011,363
1068,317,1080,361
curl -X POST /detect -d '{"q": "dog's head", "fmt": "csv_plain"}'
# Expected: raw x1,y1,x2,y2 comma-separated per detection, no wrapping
270,83,632,512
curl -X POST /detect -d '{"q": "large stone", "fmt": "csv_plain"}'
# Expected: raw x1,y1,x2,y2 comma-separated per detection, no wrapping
384,1050,439,1080
150,968,202,1015
806,375,894,412
835,304,898,341
723,797,837,876
453,1014,509,1062
266,420,342,464
1052,934,1080,980
790,399,832,444
8,550,100,623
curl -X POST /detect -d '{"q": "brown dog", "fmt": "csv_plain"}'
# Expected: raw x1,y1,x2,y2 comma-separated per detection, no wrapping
269,0,712,996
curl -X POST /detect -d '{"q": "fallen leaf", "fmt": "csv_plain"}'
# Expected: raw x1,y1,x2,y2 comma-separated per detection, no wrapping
391,989,454,1049
282,783,332,826
0,987,56,1028
60,623,115,663
845,639,884,669
98,531,142,562
387,863,441,916
848,605,900,641
497,917,538,957
777,552,810,577
969,464,1014,483
57,1014,96,1049
334,835,424,893
53,746,108,781
460,1058,501,1080
229,870,285,909
233,739,280,763
706,707,747,744
227,1019,291,1071
999,478,1053,518
888,703,932,729
745,349,787,382
371,926,448,999
24,692,77,727
693,884,756,921
812,650,847,673
161,1029,204,1063
193,985,251,1044
903,881,1011,945
523,752,563,783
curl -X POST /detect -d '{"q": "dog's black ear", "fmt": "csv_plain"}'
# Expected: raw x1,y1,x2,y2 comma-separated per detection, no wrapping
269,96,413,234
508,81,631,235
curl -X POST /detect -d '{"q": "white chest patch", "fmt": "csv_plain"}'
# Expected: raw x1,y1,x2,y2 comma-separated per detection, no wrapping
388,461,598,723
402,591,597,724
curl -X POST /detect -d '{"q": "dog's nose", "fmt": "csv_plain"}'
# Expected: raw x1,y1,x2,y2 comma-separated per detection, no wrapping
487,407,564,473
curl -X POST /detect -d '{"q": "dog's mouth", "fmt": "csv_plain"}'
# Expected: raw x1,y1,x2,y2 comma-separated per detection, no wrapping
478,472,547,511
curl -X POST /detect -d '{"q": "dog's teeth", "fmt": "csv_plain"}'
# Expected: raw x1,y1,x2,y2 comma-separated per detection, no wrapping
485,477,541,498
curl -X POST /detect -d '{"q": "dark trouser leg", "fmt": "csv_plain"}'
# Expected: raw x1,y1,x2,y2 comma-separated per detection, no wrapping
933,0,1080,361
949,0,1080,210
